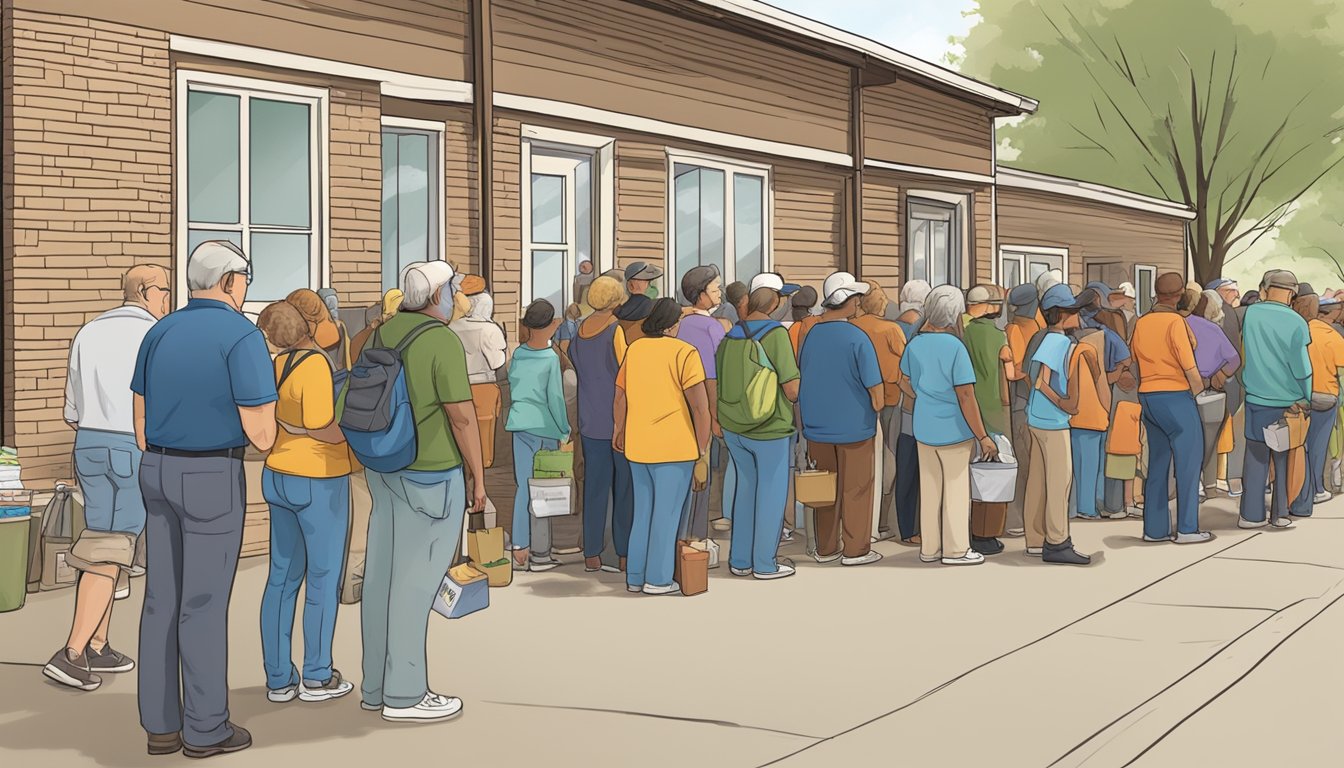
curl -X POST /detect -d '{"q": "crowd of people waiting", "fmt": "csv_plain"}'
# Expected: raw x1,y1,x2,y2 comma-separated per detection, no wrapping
44,235,1340,757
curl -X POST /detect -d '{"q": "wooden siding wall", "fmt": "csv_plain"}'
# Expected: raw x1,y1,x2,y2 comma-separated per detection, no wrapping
491,0,851,154
863,79,994,176
859,171,993,291
996,187,1188,287
18,0,472,81
774,165,844,287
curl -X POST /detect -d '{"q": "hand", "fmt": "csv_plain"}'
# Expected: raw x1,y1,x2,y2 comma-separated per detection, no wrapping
613,430,626,454
559,440,575,453
692,452,710,491
978,436,1000,462
1211,371,1228,391
712,420,724,439
1288,403,1304,415
471,479,487,514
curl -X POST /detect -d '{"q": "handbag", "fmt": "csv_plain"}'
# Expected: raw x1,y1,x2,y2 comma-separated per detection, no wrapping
527,477,574,518
30,483,85,591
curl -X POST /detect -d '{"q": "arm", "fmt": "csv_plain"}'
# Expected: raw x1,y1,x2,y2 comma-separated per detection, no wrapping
868,384,884,414
955,384,998,460
1087,350,1112,414
687,382,712,491
239,403,278,451
613,385,628,454
549,357,571,439
64,342,80,430
999,345,1014,406
899,376,916,401
707,379,721,438
133,394,146,451
445,401,487,512
782,379,800,403
1036,364,1080,415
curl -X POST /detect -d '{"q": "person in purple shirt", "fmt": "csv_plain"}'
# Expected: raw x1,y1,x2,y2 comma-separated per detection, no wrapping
1188,290,1242,495
676,265,728,541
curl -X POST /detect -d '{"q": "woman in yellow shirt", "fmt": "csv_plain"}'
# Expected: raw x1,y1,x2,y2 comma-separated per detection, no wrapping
614,299,712,595
256,302,354,704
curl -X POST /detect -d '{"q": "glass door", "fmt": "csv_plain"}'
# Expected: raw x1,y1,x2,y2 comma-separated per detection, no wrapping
525,150,594,311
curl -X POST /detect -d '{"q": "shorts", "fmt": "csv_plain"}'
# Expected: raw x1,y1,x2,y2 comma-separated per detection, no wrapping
66,529,137,573
1105,454,1138,480
72,428,145,535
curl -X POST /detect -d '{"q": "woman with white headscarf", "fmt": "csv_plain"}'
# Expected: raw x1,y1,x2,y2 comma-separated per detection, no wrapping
450,278,507,468
899,285,999,566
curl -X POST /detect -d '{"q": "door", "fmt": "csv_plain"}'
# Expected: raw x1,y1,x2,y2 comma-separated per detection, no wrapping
1000,247,1066,288
524,149,595,311
907,199,962,287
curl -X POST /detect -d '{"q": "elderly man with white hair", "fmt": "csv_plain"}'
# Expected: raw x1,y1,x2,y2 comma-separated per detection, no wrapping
132,241,278,758
360,260,487,723
900,285,999,566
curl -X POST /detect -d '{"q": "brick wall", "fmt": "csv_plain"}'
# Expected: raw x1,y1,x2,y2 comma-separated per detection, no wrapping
328,84,383,310
6,10,172,486
3,1,15,447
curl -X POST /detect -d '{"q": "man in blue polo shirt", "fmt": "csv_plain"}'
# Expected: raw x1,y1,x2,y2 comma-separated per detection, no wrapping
132,241,277,759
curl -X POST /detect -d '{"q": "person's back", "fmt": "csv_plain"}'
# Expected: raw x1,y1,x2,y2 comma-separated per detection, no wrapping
507,344,568,439
1130,309,1197,395
901,332,976,445
1242,301,1313,407
963,316,1008,435
798,320,882,444
851,312,906,410
268,353,352,478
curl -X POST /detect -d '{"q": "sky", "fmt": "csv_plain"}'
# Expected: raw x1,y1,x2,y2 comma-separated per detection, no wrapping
766,0,978,68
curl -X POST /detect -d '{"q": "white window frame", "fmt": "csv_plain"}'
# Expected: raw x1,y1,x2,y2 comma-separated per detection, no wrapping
380,116,447,291
906,190,970,288
999,244,1070,288
1135,265,1158,315
665,149,773,299
175,70,328,313
519,125,616,307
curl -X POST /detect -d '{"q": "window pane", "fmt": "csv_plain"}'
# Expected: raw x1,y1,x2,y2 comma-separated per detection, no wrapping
250,232,310,303
250,99,310,228
187,91,240,225
532,249,565,310
909,219,929,283
1029,261,1049,283
575,157,592,270
733,174,764,284
531,174,565,244
931,220,949,286
674,166,701,300
1001,258,1021,290
381,132,399,293
698,168,725,278
397,133,430,269
187,229,243,263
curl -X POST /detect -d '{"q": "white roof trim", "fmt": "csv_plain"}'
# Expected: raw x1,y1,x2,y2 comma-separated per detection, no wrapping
497,93,852,167
864,159,995,186
998,167,1196,220
170,35,474,104
695,0,1037,114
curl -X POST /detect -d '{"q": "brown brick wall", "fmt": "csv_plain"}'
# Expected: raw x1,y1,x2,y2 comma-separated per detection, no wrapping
492,117,523,344
7,10,173,486
328,83,383,309
3,0,15,447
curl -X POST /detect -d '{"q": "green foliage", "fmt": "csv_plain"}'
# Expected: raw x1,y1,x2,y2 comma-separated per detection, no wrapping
959,0,1344,284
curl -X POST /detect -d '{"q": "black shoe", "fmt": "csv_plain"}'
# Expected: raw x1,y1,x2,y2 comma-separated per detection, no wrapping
1042,538,1092,566
971,536,1005,555
42,648,102,691
183,723,252,759
87,643,135,673
148,732,183,756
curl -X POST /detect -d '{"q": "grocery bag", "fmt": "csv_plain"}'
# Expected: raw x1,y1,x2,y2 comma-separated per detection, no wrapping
467,517,512,587
971,434,1017,503
528,477,574,518
674,543,709,596
431,563,490,619
33,483,83,591
532,448,574,479
794,468,837,507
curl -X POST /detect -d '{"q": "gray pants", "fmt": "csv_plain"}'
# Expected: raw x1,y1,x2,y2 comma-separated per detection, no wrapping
876,405,899,535
1008,407,1030,531
137,452,245,748
362,467,465,709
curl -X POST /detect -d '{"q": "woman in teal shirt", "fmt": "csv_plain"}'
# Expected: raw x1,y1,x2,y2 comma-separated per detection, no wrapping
508,300,572,572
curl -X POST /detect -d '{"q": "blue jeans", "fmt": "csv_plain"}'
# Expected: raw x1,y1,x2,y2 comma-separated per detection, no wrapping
894,432,921,540
581,436,633,558
628,461,694,589
1291,402,1336,516
511,432,559,555
1069,429,1105,518
724,432,790,574
72,428,145,534
722,453,736,523
1241,402,1291,523
260,469,350,689
1140,391,1203,537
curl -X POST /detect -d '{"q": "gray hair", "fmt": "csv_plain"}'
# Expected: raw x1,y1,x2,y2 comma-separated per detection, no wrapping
1200,290,1225,323
924,284,966,329
400,260,457,311
467,291,495,321
1035,268,1063,297
186,240,248,291
899,280,932,314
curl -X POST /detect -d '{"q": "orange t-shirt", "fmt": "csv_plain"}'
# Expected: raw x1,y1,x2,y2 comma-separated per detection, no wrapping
1131,309,1197,393
1108,401,1142,456
1006,317,1041,369
1070,343,1110,431
789,315,821,357
851,314,907,408
1309,319,1344,396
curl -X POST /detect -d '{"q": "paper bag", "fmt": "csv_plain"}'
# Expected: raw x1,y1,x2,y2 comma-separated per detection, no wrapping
676,544,709,597
467,525,512,587
794,469,837,507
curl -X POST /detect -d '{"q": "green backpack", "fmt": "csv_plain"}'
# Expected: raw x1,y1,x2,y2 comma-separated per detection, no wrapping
717,322,779,430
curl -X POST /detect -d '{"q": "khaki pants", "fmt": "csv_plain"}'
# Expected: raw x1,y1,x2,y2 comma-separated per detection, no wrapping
471,383,501,468
917,440,974,560
1008,408,1031,531
1025,427,1072,548
809,438,875,559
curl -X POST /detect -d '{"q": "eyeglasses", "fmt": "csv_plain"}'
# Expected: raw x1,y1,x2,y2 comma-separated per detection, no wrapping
232,266,253,286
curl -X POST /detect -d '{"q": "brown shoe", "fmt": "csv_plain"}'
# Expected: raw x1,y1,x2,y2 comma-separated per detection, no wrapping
183,723,251,759
147,732,182,756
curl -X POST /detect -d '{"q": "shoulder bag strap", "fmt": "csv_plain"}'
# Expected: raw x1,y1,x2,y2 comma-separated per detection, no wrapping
277,350,323,389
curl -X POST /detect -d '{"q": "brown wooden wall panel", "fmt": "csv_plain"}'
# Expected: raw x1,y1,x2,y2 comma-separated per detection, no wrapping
492,0,850,154
615,140,668,270
864,78,994,176
861,176,901,290
996,187,1188,287
19,0,471,81
773,164,843,290
859,170,992,290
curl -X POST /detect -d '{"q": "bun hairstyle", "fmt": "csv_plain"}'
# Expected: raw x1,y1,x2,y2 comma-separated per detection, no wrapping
641,297,683,338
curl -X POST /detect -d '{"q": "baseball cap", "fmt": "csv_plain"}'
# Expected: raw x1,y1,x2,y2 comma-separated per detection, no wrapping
460,274,486,296
1040,283,1086,311
749,272,801,296
1113,282,1136,299
821,271,870,307
624,261,663,282
1261,269,1299,292
1298,282,1317,298
1154,272,1186,297
1007,283,1038,308
1205,278,1237,291
966,284,1004,304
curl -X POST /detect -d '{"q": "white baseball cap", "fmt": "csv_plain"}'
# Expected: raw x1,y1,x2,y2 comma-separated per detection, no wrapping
821,271,870,307
401,260,461,310
1114,282,1137,299
749,272,801,296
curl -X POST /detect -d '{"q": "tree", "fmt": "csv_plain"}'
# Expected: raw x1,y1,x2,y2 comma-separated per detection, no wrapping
957,0,1344,285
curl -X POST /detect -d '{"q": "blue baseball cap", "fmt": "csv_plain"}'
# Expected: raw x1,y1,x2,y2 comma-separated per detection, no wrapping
1206,278,1237,291
1040,283,1086,311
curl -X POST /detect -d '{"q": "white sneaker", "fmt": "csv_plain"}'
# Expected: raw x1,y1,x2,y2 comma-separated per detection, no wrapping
1126,507,1144,519
754,564,796,581
918,553,941,563
840,551,883,567
382,692,463,723
1025,547,1043,556
812,552,842,564
267,685,298,703
1104,510,1129,520
626,585,642,593
299,671,354,702
1142,534,1174,543
1271,518,1296,529
642,582,681,595
941,551,985,566
1315,491,1332,504
1004,528,1026,538
730,566,752,577
712,519,731,532
1238,518,1269,529
524,559,560,573
1174,531,1213,544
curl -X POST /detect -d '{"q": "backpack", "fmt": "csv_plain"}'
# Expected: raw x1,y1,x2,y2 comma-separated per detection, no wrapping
338,319,440,473
717,322,780,430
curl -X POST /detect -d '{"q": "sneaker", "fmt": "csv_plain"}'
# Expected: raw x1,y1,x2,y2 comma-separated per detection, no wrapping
1315,491,1332,504
942,550,986,566
1025,547,1043,556
971,536,1004,555
626,584,643,593
525,559,560,573
114,570,130,601
585,563,621,573
129,564,147,578
1271,518,1296,529
730,566,752,577
1174,531,1213,544
642,582,681,595
554,546,582,556
1126,507,1144,519
299,670,354,702
712,519,731,532
267,684,298,703
360,700,381,712
147,732,182,756
1142,534,1174,543
42,648,101,692
381,693,463,723
182,722,252,758
919,553,941,563
86,643,135,673
779,529,795,544
1104,510,1129,520
1042,540,1092,565
1076,513,1103,521
813,552,842,564
754,563,796,581
841,551,883,567
1238,517,1269,529
1004,527,1025,538
872,529,898,543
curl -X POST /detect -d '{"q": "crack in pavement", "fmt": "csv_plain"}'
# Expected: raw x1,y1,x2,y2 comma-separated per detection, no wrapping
481,700,826,741
1213,555,1344,572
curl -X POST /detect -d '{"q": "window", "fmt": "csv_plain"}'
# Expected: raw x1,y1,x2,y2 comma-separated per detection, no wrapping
524,149,596,310
179,72,324,306
1000,246,1067,290
381,121,443,292
907,198,963,287
1136,265,1157,315
669,154,769,301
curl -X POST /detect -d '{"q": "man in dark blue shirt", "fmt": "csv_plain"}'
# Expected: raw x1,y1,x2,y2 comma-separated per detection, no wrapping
131,241,277,759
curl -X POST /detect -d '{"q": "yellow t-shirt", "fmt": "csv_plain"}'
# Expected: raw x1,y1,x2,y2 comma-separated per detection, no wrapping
1309,319,1344,396
616,336,706,464
265,352,353,479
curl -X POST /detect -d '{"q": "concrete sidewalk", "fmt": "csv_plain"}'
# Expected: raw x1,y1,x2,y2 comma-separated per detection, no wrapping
1,494,1340,767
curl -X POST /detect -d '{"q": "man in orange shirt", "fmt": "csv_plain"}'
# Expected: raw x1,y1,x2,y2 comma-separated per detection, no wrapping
1291,289,1344,516
1130,272,1209,544
852,285,908,541
1004,283,1042,538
